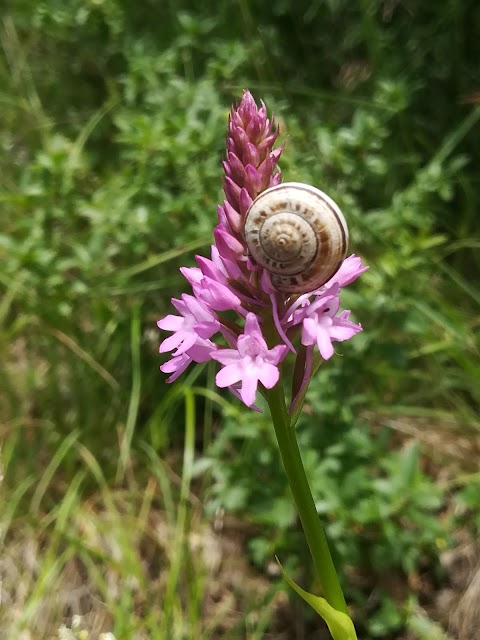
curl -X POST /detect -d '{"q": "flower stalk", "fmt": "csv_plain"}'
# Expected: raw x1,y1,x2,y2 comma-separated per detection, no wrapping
264,381,348,614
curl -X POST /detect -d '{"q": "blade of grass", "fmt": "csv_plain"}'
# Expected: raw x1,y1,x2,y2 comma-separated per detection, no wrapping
39,323,119,390
117,304,142,482
0,476,35,547
63,96,119,192
432,104,480,165
140,442,176,529
30,430,80,516
1,17,48,133
163,387,196,635
116,236,210,280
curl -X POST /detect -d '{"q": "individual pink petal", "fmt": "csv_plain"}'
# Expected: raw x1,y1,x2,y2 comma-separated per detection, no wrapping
270,171,282,187
211,348,242,366
223,200,242,234
181,294,213,321
217,204,229,228
224,176,241,207
228,121,249,149
257,155,274,187
196,255,226,284
216,363,243,388
231,110,244,130
301,317,318,346
160,352,193,382
267,344,288,364
244,165,262,196
222,160,232,179
329,324,359,341
239,187,253,216
246,115,263,141
322,254,369,289
241,313,266,348
217,253,245,282
160,338,216,382
240,375,257,407
161,330,197,355
186,340,216,362
227,151,246,184
159,331,183,353
157,314,183,331
258,130,279,152
316,327,335,360
161,353,189,374
211,244,239,280
180,266,203,287
193,276,241,311
270,147,283,163
214,225,245,260
257,362,280,389
194,321,220,340
170,297,187,315
244,142,260,167
229,384,263,412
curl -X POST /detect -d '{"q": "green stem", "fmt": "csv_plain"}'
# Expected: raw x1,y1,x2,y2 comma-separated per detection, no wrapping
265,382,348,614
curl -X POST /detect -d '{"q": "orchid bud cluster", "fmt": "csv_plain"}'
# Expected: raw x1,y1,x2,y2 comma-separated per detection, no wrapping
158,91,367,409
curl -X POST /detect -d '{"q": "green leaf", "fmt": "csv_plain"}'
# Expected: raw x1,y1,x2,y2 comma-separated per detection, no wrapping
277,559,357,640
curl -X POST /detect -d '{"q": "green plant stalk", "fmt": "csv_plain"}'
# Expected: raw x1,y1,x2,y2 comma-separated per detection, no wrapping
264,381,348,615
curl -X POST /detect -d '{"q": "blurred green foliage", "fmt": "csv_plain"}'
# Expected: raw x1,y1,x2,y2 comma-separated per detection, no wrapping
1,1,480,638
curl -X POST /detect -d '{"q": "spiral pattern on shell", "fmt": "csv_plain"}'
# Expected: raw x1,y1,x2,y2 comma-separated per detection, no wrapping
244,182,349,294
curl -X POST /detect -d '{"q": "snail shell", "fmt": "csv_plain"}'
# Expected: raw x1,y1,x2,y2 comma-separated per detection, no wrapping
244,182,348,294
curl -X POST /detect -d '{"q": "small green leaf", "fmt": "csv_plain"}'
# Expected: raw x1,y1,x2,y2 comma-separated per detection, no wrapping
278,559,357,640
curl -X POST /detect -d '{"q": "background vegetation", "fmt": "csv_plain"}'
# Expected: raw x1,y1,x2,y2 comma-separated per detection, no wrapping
1,1,479,638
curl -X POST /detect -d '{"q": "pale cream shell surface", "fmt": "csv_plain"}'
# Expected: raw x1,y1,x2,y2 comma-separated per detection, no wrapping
244,182,349,294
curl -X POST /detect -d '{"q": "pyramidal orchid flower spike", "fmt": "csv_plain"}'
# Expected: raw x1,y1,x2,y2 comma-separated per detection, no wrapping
158,90,367,640
158,90,367,409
